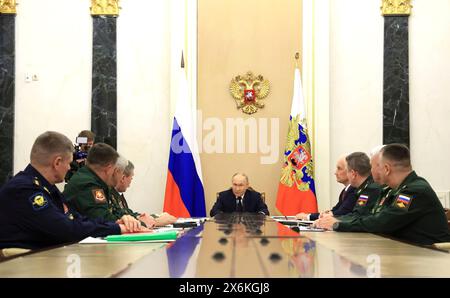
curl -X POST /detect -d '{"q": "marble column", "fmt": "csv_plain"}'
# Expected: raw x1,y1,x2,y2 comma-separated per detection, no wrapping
382,0,412,147
91,16,117,149
0,12,16,186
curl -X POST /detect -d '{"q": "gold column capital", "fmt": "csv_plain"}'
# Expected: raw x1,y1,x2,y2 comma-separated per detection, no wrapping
0,0,17,14
381,0,412,16
91,0,120,16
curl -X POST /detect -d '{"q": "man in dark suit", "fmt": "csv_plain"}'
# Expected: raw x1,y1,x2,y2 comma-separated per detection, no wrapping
296,156,357,221
210,173,269,216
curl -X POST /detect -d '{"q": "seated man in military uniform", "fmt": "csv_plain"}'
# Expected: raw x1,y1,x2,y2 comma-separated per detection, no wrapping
314,144,450,245
210,173,269,217
112,160,177,226
0,131,144,250
330,151,383,222
63,143,152,229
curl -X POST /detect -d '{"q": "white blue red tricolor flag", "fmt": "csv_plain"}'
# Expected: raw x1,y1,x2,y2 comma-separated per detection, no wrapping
163,65,206,217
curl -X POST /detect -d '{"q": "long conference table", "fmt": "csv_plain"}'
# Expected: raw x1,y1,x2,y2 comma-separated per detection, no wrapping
1,213,450,278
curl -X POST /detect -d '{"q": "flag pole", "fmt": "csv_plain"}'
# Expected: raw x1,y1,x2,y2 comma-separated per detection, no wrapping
181,51,185,69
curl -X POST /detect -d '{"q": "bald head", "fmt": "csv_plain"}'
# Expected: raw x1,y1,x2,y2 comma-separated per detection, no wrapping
30,131,73,166
232,173,249,184
334,156,349,185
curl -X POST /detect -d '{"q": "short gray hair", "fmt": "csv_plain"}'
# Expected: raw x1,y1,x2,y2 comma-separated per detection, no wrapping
346,152,371,176
124,160,135,177
30,131,73,166
369,145,385,158
115,155,128,172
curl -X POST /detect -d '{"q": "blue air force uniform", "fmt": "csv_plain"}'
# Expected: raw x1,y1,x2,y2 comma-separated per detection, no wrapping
0,164,120,250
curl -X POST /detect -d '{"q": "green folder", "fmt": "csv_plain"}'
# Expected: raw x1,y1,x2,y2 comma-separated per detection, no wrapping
105,231,178,242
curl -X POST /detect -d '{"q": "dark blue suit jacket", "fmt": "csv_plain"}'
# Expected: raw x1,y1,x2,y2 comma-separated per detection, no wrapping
309,186,357,221
210,189,269,217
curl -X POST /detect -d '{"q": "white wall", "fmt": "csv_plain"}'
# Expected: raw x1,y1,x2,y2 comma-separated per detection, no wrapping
15,0,93,172
303,0,332,212
14,0,193,214
116,0,171,213
409,0,450,196
313,0,450,210
328,0,384,206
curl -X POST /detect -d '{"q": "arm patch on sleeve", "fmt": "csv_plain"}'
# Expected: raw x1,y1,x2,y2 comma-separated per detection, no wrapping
92,189,107,204
29,193,49,211
395,194,413,210
356,195,369,206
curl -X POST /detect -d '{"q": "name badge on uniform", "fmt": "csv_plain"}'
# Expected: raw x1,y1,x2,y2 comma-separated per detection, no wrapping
92,189,107,204
395,194,412,210
356,195,369,206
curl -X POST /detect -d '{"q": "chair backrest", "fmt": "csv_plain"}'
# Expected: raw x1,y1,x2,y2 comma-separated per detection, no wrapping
217,187,265,203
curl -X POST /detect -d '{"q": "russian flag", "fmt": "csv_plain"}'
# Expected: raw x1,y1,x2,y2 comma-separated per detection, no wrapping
275,68,318,215
163,62,206,218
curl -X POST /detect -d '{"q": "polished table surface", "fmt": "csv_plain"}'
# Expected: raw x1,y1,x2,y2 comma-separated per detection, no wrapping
1,213,449,277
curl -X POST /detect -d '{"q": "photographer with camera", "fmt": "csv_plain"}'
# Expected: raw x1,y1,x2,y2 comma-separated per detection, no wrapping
65,130,95,182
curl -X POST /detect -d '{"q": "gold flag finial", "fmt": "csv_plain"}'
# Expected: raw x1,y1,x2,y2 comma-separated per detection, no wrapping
91,0,120,16
381,0,412,16
295,52,300,69
0,0,17,14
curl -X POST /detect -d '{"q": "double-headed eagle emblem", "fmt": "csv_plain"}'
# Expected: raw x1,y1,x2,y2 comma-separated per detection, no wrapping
280,115,314,191
230,71,270,114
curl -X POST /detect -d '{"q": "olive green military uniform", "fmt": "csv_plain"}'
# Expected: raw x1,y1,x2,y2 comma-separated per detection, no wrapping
110,188,140,219
64,160,83,182
335,171,450,245
336,176,383,221
63,166,119,222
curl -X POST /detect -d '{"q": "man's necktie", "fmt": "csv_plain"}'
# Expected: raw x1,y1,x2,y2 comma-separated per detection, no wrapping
236,197,243,212
339,188,347,203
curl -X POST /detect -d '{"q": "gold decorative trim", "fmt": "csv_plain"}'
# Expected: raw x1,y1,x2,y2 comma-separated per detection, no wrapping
230,72,270,115
0,0,17,14
90,0,120,16
381,0,412,16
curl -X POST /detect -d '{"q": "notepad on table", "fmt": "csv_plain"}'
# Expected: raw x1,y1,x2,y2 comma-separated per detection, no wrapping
105,230,178,242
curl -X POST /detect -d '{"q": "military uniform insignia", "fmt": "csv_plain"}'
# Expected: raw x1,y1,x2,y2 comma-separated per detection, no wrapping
29,193,49,211
43,186,51,194
33,177,40,187
395,194,412,210
118,198,125,209
92,189,106,204
356,195,369,206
